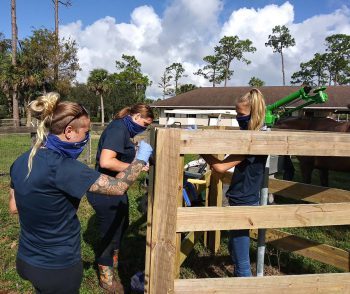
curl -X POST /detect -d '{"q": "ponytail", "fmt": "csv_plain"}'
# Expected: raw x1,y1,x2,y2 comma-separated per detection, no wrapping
27,92,60,177
236,88,266,131
114,107,131,119
114,103,154,120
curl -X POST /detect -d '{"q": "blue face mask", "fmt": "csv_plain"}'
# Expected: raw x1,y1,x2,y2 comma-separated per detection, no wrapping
236,114,251,130
45,132,90,159
122,115,147,138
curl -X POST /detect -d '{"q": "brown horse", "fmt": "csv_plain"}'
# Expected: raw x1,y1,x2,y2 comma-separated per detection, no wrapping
275,117,350,186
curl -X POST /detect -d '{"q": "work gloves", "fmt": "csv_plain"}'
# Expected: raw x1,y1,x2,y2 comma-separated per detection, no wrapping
136,140,153,163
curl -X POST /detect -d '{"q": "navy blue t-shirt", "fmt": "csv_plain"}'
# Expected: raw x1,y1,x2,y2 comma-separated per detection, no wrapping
95,119,136,177
10,148,100,269
226,155,267,205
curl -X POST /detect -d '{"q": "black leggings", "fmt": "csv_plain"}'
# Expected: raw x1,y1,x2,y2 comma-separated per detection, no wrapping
16,258,83,294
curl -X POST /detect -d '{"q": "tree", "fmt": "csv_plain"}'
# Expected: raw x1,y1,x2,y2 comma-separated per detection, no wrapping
53,0,72,84
291,53,329,86
158,68,173,99
11,0,20,126
194,54,225,87
115,54,151,104
248,77,265,87
87,69,110,126
177,84,197,94
215,36,256,87
20,29,80,94
0,33,13,115
166,62,186,95
265,25,296,86
324,34,350,85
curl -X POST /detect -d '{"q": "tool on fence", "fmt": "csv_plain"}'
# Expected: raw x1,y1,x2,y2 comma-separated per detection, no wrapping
182,158,207,206
265,86,329,127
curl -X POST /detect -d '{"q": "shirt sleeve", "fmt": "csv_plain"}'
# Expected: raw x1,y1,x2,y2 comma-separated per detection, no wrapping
101,126,127,154
55,158,101,199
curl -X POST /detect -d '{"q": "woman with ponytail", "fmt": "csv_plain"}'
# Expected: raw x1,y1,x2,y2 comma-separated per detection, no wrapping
9,93,153,294
86,103,154,292
201,88,267,277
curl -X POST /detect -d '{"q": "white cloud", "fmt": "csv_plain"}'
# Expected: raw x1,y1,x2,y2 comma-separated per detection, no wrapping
59,0,350,98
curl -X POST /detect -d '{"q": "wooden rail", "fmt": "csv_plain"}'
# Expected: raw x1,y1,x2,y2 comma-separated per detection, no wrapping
146,128,350,293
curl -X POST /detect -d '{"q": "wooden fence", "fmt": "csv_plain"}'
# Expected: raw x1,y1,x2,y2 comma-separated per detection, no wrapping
145,128,350,294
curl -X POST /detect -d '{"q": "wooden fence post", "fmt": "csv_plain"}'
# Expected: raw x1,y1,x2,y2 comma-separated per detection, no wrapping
148,128,183,294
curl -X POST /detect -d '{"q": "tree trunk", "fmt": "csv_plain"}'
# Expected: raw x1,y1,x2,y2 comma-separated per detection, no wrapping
11,0,19,127
54,0,59,83
100,94,105,126
25,97,32,127
224,63,229,87
280,51,285,86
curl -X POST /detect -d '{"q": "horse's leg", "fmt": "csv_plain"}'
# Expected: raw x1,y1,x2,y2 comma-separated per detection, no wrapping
282,155,295,181
319,169,329,187
297,156,314,184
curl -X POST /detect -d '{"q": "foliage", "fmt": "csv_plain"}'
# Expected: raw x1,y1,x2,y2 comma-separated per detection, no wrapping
114,54,152,105
194,54,225,87
87,69,110,125
265,25,296,85
291,53,329,86
166,62,186,95
215,36,256,86
158,68,173,99
177,84,198,94
248,76,265,87
324,34,350,85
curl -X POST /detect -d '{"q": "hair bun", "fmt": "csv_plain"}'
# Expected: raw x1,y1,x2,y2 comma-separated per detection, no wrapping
29,92,60,119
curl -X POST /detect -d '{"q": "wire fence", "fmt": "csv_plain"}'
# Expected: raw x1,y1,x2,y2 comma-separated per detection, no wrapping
0,132,101,177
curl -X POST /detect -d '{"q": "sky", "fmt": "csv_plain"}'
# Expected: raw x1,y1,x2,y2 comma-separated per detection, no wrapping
1,0,350,98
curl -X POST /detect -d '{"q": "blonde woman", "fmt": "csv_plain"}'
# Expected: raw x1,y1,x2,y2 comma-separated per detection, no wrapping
9,93,152,294
201,88,267,277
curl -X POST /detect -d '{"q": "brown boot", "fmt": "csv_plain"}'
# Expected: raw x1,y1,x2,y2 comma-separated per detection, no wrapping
98,264,117,293
113,249,119,269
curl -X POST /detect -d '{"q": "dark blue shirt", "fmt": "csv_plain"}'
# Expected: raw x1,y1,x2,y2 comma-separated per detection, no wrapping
95,119,136,177
226,155,267,205
10,148,100,269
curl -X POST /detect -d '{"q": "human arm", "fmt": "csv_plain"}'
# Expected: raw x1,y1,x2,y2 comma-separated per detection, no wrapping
201,154,245,174
89,141,153,196
99,149,130,172
89,159,145,195
9,188,18,214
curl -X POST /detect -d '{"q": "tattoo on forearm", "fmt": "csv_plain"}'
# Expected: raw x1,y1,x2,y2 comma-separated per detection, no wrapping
89,160,145,195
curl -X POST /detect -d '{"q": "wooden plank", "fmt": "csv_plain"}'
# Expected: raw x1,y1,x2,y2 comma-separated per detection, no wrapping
144,128,156,294
149,128,183,294
180,129,350,156
175,155,185,278
269,178,350,203
174,273,350,293
206,155,224,253
179,231,204,266
176,203,350,232
250,229,350,271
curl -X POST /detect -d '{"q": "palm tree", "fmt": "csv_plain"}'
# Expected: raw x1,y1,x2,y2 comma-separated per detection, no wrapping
87,69,110,126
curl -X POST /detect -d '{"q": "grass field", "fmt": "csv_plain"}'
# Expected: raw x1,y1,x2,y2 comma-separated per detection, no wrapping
0,133,349,293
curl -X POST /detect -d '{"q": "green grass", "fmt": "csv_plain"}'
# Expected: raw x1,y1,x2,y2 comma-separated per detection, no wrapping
0,135,349,292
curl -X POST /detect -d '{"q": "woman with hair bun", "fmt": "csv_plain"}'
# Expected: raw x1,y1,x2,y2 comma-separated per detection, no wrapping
9,93,153,294
201,88,267,277
87,103,154,293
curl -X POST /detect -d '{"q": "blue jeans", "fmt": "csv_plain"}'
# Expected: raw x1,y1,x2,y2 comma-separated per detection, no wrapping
86,192,129,266
228,200,259,277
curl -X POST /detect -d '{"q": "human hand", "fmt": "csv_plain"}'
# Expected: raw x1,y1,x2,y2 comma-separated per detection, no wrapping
142,163,150,172
136,141,153,163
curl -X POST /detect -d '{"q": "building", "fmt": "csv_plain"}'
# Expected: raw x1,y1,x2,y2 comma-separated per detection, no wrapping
151,86,350,127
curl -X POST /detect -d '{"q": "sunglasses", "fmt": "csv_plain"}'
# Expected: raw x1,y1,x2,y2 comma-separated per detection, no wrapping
64,103,89,131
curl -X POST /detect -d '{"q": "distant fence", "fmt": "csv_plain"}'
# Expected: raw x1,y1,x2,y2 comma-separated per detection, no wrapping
0,127,104,177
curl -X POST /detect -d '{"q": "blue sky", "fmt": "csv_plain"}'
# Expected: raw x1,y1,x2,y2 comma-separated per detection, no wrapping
0,0,349,97
1,0,347,39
